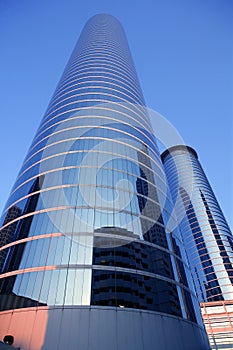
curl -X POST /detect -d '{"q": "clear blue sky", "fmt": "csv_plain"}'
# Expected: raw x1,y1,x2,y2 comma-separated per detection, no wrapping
0,0,232,229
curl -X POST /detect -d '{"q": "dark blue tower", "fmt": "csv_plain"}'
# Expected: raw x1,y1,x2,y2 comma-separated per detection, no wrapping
162,145,233,349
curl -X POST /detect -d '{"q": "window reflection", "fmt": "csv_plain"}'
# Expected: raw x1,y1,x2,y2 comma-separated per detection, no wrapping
0,206,22,272
0,268,91,311
0,176,44,294
91,268,181,316
91,226,182,316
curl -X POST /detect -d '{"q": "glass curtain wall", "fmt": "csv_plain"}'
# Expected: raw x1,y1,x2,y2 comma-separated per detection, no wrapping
161,145,233,348
0,15,201,325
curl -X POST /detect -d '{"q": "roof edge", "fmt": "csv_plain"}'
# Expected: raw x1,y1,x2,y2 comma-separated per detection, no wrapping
161,145,198,163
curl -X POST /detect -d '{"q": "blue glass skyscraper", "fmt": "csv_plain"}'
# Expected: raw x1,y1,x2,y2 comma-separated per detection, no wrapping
0,15,210,350
161,145,233,350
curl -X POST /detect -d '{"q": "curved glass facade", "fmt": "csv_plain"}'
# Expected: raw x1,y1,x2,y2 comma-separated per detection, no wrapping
161,145,233,349
0,15,201,326
161,145,233,303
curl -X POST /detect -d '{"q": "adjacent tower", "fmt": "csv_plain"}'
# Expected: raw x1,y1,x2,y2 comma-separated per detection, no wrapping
0,15,210,350
161,145,233,350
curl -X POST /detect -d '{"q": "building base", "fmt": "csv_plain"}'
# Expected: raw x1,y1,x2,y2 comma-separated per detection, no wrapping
0,306,210,350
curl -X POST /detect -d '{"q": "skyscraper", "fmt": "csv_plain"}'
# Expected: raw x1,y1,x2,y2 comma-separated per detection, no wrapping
0,15,210,350
161,145,233,350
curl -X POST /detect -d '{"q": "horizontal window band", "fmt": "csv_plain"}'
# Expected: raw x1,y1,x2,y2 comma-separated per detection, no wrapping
0,205,184,248
65,52,138,77
0,232,189,270
28,114,154,161
3,178,172,220
52,71,142,104
39,103,152,138
18,140,160,185
22,124,158,172
60,64,140,96
11,137,163,195
47,86,144,115
56,63,140,95
52,74,143,104
42,94,147,126
49,78,144,106
0,264,196,298
47,86,143,113
0,232,62,252
40,98,151,132
9,160,164,205
62,57,139,81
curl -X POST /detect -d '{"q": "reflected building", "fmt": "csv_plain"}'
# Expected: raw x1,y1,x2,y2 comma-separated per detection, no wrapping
136,144,169,248
136,145,197,322
0,176,45,311
161,145,233,350
0,206,21,272
92,226,182,316
0,15,210,350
